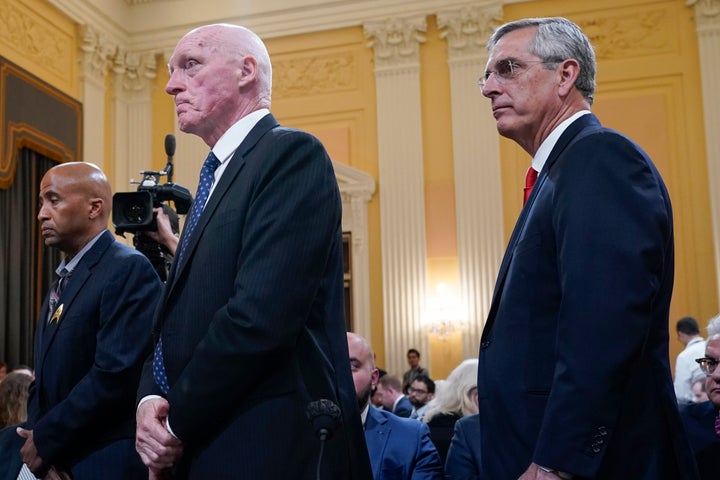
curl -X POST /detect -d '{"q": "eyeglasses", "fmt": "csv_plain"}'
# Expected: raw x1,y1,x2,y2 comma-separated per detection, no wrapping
695,356,720,375
408,387,428,395
478,58,559,90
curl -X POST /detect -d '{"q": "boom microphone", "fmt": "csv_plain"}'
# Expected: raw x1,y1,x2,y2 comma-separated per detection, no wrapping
306,399,341,441
164,134,176,183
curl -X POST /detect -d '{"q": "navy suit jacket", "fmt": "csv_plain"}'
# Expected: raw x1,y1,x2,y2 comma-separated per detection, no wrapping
680,401,720,480
138,114,372,479
477,114,698,479
393,395,413,418
27,230,162,473
365,406,443,480
445,414,481,480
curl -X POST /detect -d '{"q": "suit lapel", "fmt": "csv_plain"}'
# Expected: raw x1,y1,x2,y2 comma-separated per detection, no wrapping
37,231,113,369
166,114,280,297
365,407,390,479
482,114,602,337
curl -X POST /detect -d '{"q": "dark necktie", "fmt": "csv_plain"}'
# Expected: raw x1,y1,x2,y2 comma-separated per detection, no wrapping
524,166,538,206
715,413,720,438
48,268,70,323
153,151,221,394
176,151,221,266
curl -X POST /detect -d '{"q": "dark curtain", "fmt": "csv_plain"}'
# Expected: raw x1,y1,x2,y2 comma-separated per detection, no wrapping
0,148,60,369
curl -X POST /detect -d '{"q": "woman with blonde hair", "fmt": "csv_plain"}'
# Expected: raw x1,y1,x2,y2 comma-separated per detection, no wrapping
423,358,478,462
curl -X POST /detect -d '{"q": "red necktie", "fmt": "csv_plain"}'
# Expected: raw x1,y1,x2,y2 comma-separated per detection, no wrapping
523,167,538,206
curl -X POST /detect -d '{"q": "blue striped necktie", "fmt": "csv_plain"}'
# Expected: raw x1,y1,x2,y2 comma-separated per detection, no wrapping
153,151,220,394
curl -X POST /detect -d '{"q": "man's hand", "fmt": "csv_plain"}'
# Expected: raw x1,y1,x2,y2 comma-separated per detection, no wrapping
16,427,47,477
519,463,564,480
136,397,184,473
44,466,72,480
146,207,178,255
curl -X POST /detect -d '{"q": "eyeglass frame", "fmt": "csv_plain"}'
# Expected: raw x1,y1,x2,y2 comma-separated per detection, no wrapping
478,57,562,90
695,356,720,376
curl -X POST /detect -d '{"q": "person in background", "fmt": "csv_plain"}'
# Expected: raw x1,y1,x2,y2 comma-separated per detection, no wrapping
347,332,443,480
403,349,429,394
134,24,371,480
16,162,162,479
679,334,720,479
423,359,478,464
0,372,32,428
408,375,435,421
675,316,706,404
690,373,709,404
476,17,698,479
374,375,413,417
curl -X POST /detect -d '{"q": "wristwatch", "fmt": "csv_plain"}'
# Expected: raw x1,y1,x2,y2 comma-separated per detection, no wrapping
538,466,574,479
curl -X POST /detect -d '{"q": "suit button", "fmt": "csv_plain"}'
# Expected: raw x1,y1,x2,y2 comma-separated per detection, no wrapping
481,340,491,349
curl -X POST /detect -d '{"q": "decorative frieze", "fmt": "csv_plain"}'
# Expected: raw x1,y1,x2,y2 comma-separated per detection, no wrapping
364,16,426,69
273,52,356,99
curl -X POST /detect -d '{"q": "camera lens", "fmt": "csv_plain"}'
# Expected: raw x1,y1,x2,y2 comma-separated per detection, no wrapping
124,201,149,224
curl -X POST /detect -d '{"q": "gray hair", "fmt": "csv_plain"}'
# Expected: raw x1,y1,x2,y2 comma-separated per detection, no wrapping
488,17,596,105
708,313,720,337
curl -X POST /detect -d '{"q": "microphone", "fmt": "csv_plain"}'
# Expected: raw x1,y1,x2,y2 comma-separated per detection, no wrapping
306,399,341,441
164,134,176,183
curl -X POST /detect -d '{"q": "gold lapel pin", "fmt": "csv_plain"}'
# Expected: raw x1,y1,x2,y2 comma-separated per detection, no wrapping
50,304,63,324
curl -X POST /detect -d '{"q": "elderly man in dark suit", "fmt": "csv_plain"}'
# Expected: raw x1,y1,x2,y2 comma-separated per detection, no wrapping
477,17,698,480
134,24,371,480
347,333,442,480
680,333,720,479
14,162,162,479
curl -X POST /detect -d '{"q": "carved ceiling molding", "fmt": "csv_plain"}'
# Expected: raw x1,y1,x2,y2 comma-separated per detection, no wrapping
273,52,357,100
437,3,503,60
0,0,73,81
364,15,427,69
687,0,720,29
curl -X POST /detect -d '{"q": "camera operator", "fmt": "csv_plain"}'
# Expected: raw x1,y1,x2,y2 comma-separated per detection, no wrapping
144,206,179,256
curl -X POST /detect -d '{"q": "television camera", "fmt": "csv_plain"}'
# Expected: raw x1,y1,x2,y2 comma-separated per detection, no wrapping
112,134,193,281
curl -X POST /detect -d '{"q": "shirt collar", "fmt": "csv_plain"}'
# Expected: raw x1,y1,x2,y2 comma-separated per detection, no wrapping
361,403,370,427
57,229,107,276
532,110,591,173
211,109,270,164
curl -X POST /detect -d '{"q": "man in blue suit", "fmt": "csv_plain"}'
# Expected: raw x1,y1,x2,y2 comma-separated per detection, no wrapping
445,413,481,480
347,333,442,480
135,24,371,479
680,333,720,479
477,17,699,480
375,376,413,417
15,162,162,479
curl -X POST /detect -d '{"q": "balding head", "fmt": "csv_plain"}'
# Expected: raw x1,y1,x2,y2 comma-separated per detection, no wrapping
347,332,379,411
38,162,112,258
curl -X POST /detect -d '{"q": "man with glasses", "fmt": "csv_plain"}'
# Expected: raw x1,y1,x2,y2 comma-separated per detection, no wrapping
680,334,720,479
408,375,435,421
476,17,698,480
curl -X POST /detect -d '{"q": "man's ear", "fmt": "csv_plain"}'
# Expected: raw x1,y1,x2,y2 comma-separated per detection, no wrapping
557,58,581,98
88,197,103,219
238,55,258,86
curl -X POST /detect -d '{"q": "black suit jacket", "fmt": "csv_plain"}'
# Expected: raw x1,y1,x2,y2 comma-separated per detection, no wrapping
680,401,720,480
445,414,482,480
138,114,371,479
477,114,698,479
27,230,162,472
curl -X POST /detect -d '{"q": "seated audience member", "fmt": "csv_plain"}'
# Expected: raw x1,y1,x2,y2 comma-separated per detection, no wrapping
408,375,435,421
374,375,413,417
347,332,443,480
445,413,482,480
0,372,32,428
675,316,706,404
691,372,709,404
403,349,430,394
680,333,720,479
423,359,479,463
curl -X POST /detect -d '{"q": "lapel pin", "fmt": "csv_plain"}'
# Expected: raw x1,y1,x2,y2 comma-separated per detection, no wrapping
50,304,63,324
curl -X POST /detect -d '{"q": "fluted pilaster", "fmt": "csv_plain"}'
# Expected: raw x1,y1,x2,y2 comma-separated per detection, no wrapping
365,15,428,376
688,0,720,301
437,3,504,358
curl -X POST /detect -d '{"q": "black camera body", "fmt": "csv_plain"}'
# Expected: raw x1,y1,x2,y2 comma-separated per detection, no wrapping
112,173,192,236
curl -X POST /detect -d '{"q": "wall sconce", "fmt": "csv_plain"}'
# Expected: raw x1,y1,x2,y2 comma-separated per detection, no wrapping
423,283,465,339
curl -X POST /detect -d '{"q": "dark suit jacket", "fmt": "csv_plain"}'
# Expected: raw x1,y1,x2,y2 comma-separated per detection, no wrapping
445,414,481,480
27,230,162,475
365,406,443,480
680,401,720,480
393,395,413,418
138,114,372,479
477,114,699,479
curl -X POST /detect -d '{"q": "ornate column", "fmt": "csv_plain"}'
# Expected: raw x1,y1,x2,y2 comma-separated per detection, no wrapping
688,0,720,301
110,49,157,199
365,16,428,376
79,26,116,173
437,3,503,358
